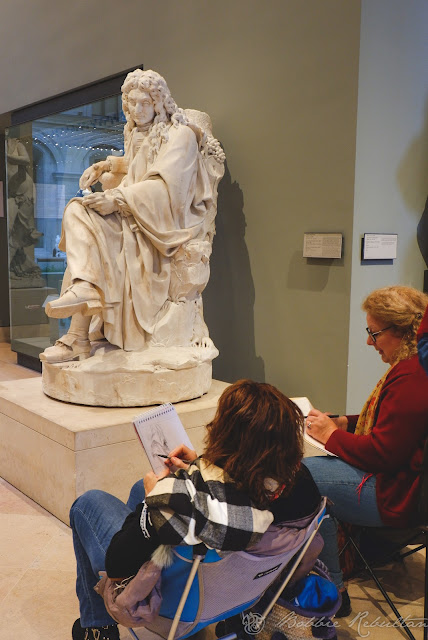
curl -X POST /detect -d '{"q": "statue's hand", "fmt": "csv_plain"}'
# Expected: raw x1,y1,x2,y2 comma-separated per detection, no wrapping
79,161,110,189
82,192,117,216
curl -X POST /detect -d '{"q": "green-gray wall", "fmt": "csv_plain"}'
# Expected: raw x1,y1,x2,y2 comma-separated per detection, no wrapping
347,0,428,412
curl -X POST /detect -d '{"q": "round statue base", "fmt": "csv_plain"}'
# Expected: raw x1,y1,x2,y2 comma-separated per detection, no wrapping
41,342,219,407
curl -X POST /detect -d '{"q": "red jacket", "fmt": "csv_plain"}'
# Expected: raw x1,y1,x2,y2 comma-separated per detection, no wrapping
325,355,428,527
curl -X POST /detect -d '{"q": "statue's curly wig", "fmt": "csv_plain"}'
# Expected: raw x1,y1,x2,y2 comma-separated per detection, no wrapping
121,69,188,163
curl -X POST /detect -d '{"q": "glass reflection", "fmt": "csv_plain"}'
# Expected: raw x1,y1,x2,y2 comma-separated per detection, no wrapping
6,95,125,367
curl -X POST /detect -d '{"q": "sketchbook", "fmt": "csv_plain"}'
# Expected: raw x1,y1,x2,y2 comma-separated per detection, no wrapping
290,396,337,457
133,403,194,474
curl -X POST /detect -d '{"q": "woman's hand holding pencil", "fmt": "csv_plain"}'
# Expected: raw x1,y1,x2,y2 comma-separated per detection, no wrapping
161,444,197,469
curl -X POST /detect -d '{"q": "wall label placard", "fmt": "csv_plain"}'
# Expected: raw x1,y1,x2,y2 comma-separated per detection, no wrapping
363,233,397,260
303,233,343,259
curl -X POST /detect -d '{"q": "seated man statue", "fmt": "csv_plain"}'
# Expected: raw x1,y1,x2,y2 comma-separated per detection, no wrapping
40,69,225,373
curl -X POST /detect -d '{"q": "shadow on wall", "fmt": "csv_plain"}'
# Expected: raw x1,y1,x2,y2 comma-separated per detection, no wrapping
287,250,345,292
204,162,265,383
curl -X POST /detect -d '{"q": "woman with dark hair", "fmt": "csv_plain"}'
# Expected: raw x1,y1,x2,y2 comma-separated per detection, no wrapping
304,285,428,617
199,378,305,505
70,379,321,640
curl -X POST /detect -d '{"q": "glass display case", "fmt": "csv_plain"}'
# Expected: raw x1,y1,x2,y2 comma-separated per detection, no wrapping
6,95,125,369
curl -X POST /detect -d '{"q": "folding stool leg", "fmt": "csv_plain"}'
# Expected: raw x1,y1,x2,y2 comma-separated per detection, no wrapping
167,556,203,640
260,528,319,623
396,528,428,640
258,501,328,628
347,536,416,640
128,553,205,640
423,529,428,640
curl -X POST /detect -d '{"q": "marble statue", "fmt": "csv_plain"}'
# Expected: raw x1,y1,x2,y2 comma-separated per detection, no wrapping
40,69,225,407
7,138,44,287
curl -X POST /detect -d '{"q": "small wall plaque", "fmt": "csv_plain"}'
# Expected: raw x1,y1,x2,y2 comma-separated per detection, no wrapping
363,233,397,260
303,233,343,259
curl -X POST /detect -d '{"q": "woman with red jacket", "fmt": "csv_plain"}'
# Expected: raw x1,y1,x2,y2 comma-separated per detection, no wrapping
304,285,428,618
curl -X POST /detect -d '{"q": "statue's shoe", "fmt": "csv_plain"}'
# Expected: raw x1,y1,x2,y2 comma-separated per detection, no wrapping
40,333,91,363
46,283,102,319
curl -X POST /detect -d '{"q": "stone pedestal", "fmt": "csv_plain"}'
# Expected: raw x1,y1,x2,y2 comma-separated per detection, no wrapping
0,377,229,524
41,342,219,407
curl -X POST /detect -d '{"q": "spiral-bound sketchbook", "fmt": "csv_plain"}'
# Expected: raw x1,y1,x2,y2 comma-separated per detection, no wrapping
133,403,194,474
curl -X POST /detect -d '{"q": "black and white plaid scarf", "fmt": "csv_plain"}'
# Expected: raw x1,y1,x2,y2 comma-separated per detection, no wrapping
143,458,273,551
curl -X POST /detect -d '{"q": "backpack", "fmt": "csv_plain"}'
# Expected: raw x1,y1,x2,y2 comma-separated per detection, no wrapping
248,560,341,640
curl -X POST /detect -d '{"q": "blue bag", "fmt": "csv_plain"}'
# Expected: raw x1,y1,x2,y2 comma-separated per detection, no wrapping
290,574,338,612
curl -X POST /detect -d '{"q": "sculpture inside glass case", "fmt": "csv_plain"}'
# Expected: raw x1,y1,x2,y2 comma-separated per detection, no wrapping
40,69,225,406
7,138,44,286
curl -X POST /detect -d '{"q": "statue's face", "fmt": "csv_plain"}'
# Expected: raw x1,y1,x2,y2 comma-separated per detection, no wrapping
127,89,155,128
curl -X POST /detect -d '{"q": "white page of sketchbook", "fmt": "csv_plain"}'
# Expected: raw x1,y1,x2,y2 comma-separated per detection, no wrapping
134,404,194,474
290,396,337,457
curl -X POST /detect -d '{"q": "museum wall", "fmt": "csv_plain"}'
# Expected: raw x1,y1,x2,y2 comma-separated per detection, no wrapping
0,0,360,409
346,0,428,413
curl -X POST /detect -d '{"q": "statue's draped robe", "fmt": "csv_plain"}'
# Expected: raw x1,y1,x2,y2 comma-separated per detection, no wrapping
59,124,212,350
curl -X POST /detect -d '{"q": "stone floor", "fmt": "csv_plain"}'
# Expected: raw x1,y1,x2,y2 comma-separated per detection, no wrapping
0,342,426,639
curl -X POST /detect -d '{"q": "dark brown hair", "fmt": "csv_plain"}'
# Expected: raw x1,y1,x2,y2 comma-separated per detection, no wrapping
203,379,304,508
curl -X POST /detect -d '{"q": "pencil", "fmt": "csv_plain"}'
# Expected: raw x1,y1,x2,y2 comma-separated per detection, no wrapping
304,414,339,418
157,454,192,463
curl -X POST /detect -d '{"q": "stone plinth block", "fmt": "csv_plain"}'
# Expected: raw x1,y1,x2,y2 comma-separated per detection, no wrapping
0,377,229,524
42,343,219,407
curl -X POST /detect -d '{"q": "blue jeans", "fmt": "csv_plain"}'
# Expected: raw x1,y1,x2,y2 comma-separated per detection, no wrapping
303,457,383,590
419,334,428,375
69,480,146,628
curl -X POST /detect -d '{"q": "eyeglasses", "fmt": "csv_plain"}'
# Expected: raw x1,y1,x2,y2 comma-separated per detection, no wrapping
366,325,393,343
